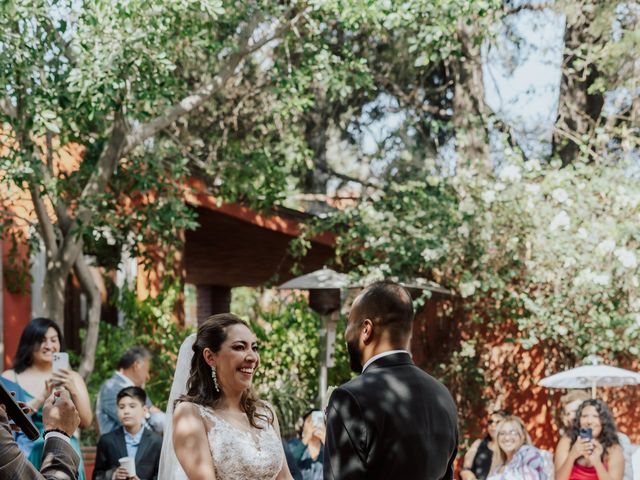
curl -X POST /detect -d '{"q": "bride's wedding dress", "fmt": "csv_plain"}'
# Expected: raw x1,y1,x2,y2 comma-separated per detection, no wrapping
158,334,284,480
194,404,283,479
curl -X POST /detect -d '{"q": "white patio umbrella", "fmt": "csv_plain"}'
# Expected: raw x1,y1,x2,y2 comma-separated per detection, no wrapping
539,356,640,398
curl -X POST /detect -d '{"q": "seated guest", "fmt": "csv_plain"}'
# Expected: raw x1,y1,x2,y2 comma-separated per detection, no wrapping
96,346,165,434
93,387,162,480
288,409,325,480
461,409,510,480
557,391,633,480
555,399,624,480
558,390,590,438
487,415,551,480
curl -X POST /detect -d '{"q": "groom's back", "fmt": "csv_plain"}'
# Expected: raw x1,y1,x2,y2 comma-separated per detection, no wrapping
324,353,458,480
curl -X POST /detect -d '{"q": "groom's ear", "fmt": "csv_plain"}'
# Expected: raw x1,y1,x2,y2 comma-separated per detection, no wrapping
361,319,374,343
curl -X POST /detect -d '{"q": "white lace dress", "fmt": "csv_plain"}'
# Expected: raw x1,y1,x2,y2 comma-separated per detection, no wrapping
196,404,284,480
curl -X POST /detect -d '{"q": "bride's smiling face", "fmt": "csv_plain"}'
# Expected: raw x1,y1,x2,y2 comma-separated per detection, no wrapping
207,324,259,394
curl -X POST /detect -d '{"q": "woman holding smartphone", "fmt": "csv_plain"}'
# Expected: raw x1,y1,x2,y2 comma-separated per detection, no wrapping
287,409,326,480
554,399,624,480
1,317,92,479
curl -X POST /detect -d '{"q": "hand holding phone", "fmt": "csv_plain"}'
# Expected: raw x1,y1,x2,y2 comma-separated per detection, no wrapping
579,427,593,441
311,410,324,428
0,381,40,440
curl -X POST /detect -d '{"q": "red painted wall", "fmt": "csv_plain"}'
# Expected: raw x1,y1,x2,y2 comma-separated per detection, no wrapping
2,238,31,368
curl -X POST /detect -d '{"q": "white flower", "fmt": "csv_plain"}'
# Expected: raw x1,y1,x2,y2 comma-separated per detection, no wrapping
577,228,589,239
614,248,638,269
459,280,479,298
596,239,616,256
549,210,570,231
592,272,611,286
551,188,569,203
459,198,476,215
556,325,568,336
421,248,440,262
481,190,496,204
498,164,522,182
525,184,541,194
457,224,470,238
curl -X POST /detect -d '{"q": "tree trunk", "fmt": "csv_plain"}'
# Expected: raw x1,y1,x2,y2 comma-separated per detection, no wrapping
552,10,604,165
452,22,490,171
75,253,101,380
41,267,68,327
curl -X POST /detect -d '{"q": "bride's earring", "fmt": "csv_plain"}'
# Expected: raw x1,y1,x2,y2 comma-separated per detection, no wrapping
211,366,220,393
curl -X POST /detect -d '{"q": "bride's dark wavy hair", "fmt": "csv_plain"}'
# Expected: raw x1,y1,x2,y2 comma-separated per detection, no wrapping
176,313,273,429
569,399,619,459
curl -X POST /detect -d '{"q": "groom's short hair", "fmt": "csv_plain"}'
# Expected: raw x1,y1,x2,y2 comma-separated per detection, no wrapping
355,281,414,344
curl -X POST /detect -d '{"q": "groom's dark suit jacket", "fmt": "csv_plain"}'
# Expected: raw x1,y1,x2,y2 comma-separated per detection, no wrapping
324,352,458,480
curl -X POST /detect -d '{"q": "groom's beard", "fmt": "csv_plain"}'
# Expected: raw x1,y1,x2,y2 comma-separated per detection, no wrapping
347,339,363,374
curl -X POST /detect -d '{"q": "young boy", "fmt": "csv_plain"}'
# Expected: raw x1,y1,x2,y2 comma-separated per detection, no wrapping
93,386,162,480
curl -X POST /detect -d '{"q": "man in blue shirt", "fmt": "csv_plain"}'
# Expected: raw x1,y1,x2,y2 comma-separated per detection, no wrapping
94,387,162,480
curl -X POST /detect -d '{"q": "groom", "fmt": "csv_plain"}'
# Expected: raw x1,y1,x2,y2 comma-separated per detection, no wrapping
323,281,458,479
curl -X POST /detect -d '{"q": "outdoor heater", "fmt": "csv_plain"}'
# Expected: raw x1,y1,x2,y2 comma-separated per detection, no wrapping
278,267,349,407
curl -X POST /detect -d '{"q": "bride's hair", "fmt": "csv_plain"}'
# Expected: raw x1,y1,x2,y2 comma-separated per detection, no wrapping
177,313,274,429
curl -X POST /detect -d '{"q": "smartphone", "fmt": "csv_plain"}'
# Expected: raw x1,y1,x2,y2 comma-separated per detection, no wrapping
579,427,592,441
311,410,324,428
52,352,70,373
0,380,41,440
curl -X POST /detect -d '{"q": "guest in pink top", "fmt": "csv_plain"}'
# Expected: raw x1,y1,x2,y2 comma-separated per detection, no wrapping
555,399,624,480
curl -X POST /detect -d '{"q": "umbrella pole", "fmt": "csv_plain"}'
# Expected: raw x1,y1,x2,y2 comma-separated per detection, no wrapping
591,380,596,399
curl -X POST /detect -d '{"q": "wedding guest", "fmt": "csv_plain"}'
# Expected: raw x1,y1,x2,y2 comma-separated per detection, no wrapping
0,389,81,479
288,409,325,480
557,392,633,480
555,399,624,480
487,415,551,480
96,346,165,434
93,387,162,480
461,409,510,480
558,390,590,437
1,317,92,479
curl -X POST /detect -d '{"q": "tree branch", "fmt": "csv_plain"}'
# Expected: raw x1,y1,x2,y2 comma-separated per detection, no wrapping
58,109,128,270
74,253,101,379
17,132,60,255
121,11,304,157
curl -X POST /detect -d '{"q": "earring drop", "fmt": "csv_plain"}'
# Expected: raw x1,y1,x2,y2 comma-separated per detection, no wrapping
211,366,220,392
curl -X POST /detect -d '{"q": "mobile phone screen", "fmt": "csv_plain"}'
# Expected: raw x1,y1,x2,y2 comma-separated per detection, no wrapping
52,352,70,372
311,410,324,427
579,427,592,440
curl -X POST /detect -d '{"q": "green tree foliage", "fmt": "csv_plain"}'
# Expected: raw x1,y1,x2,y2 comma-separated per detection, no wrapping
250,294,351,436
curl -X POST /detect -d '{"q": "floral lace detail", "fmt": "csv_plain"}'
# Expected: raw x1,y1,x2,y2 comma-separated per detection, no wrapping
196,405,283,480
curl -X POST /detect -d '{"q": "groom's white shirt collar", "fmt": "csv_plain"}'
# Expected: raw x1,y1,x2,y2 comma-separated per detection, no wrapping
362,350,410,373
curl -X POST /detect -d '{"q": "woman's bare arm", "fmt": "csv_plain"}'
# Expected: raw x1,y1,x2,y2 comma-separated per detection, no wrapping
269,404,293,480
173,402,217,480
460,439,481,480
591,443,624,480
70,371,93,428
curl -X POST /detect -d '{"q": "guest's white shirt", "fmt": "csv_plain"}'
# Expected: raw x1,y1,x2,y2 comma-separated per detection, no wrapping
362,350,410,373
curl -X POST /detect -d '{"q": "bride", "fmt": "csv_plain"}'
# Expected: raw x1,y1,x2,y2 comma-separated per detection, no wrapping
159,313,293,479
